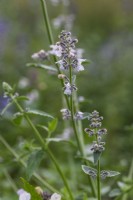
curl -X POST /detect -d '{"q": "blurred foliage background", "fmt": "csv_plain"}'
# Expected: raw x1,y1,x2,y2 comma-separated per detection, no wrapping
0,0,133,199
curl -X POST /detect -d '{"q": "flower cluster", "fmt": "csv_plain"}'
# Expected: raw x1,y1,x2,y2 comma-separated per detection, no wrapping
85,110,107,153
50,30,86,96
50,30,85,72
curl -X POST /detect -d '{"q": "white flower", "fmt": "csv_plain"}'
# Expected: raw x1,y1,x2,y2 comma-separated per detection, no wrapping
76,59,86,72
49,44,62,57
50,193,61,200
17,189,31,200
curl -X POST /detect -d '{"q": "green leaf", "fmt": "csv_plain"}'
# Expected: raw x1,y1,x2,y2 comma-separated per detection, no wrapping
15,96,29,101
26,63,57,72
37,124,49,132
109,188,121,197
0,101,13,116
93,151,102,165
26,150,44,180
46,138,76,147
100,170,120,179
48,118,58,134
21,178,42,200
26,109,54,119
82,165,97,178
12,112,24,125
82,59,91,64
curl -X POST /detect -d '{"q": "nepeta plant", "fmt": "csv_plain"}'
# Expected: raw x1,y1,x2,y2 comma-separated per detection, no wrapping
0,0,120,200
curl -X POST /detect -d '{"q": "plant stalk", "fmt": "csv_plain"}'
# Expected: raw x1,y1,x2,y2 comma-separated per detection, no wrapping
9,94,74,200
39,0,96,196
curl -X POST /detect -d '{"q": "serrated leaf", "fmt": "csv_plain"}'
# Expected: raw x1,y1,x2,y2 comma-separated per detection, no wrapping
26,150,44,180
93,151,102,165
82,165,97,178
12,112,24,125
27,63,57,72
100,170,120,179
48,118,58,134
21,178,42,200
26,109,54,119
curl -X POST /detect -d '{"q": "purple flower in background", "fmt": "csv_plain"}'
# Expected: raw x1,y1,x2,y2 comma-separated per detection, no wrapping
0,95,9,112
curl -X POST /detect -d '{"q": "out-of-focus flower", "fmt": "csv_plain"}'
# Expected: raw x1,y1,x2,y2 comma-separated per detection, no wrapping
50,193,61,200
18,77,30,89
31,50,48,61
53,14,75,31
50,0,69,6
17,189,31,200
60,108,71,120
74,111,84,120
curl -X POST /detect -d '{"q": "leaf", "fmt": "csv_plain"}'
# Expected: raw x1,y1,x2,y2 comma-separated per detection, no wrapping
15,96,29,101
109,188,121,197
82,59,91,64
27,63,57,72
48,118,58,134
26,109,54,119
82,165,97,178
0,101,13,116
100,170,120,179
46,138,76,147
26,150,44,180
21,178,42,200
12,112,24,125
82,112,91,119
93,151,102,165
37,124,49,132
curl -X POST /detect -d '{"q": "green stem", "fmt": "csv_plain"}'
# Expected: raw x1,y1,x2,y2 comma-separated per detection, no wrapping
97,160,101,200
95,131,101,200
9,95,74,200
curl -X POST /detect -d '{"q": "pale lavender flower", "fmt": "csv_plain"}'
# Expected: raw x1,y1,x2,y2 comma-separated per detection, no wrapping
49,44,62,57
50,193,61,200
50,0,69,6
74,111,84,120
76,59,86,72
63,82,77,95
31,50,48,61
53,14,75,31
17,189,31,200
60,108,71,120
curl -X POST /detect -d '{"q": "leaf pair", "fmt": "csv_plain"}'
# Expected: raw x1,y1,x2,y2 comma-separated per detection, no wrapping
82,165,120,179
